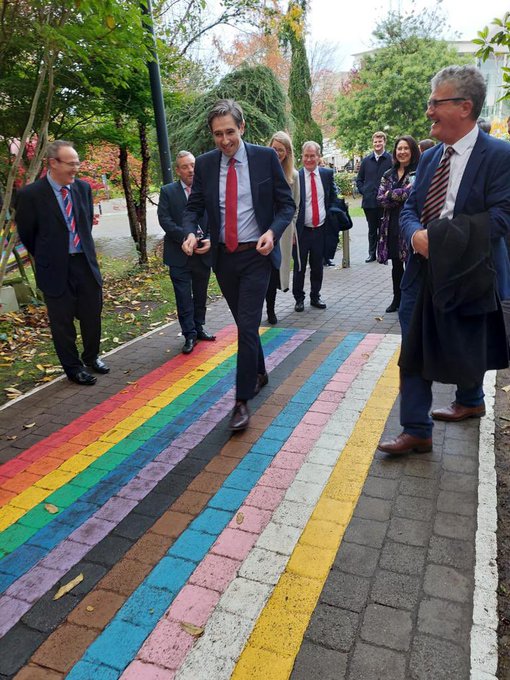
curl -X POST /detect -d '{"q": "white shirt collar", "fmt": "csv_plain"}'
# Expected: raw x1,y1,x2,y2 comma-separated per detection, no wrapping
223,140,246,166
450,124,479,157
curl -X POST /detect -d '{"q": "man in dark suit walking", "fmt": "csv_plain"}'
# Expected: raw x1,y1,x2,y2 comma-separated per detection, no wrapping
293,141,345,312
378,65,510,455
182,99,295,431
16,140,108,385
356,131,393,262
158,151,215,354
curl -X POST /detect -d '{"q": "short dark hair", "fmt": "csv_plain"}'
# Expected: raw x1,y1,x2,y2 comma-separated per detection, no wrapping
207,99,244,131
392,135,420,171
431,65,486,120
46,140,74,159
477,118,491,134
418,139,435,152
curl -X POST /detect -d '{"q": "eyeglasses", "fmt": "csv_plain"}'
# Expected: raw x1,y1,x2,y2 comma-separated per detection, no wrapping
54,158,81,168
427,97,467,109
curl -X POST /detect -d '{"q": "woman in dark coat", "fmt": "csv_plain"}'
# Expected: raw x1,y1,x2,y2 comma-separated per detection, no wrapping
376,135,420,312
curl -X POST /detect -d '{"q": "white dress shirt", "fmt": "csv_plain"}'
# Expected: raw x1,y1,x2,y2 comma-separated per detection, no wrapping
304,167,326,227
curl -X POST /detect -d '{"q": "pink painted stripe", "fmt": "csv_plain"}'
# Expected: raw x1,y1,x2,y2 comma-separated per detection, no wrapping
0,331,313,638
123,334,383,675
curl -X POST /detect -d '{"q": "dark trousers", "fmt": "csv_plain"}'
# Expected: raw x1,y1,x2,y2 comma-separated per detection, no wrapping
399,272,484,438
390,259,404,305
169,255,210,339
292,226,324,302
44,254,102,376
265,266,280,313
215,247,271,401
364,207,383,258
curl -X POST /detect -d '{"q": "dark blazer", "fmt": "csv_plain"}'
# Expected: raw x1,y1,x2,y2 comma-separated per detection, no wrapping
158,181,211,268
15,176,101,297
400,131,510,301
182,142,295,270
295,167,348,235
356,151,393,209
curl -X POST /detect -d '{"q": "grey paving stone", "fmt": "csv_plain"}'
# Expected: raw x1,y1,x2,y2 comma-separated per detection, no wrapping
409,634,469,679
442,455,478,474
348,642,406,680
21,592,79,633
428,535,474,570
371,569,421,610
388,517,430,547
85,534,133,566
442,437,479,456
360,604,413,651
342,517,388,549
0,624,46,676
418,597,471,643
393,494,434,521
434,513,476,541
379,541,426,576
440,470,478,493
437,490,476,517
398,475,437,499
423,564,472,603
291,641,348,680
368,460,402,479
403,459,441,479
353,495,392,522
320,570,371,613
333,542,380,577
305,603,359,652
362,476,399,500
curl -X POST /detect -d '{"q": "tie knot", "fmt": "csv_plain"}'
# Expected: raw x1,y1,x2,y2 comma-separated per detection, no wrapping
61,187,68,198
444,146,454,159
185,186,191,195
228,157,236,167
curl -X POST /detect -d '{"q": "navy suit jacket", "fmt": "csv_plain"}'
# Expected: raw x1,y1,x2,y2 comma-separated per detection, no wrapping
401,130,510,300
296,167,346,234
356,151,393,209
181,142,295,270
15,176,101,297
158,181,211,268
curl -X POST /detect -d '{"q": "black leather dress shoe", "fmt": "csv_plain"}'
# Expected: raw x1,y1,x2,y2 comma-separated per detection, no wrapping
267,310,278,325
86,358,110,374
325,260,335,267
254,372,269,395
365,255,376,263
310,297,327,309
229,401,250,431
182,337,196,354
197,330,216,341
294,301,304,312
385,301,399,313
68,370,97,386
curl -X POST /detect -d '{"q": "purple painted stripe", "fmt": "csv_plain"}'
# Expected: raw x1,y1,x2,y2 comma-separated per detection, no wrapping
0,331,313,637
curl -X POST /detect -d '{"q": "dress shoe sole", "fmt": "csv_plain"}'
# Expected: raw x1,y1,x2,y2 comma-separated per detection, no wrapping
431,410,485,422
378,442,432,455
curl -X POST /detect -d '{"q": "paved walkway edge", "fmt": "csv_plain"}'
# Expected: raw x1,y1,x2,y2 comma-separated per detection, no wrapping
471,370,498,679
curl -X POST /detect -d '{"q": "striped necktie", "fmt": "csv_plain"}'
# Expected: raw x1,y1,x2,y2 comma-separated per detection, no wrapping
421,146,454,225
61,187,80,248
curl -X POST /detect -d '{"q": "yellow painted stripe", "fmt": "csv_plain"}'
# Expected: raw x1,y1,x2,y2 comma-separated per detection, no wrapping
0,335,256,531
231,350,400,680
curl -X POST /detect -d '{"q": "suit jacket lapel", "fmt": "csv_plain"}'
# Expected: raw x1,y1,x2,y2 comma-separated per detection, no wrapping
43,177,68,231
319,168,328,208
454,134,486,215
418,146,442,213
299,169,305,212
211,150,221,230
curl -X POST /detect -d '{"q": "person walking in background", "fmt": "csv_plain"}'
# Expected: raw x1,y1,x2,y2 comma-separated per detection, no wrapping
376,135,420,313
15,140,108,386
293,141,346,312
182,99,295,431
356,131,392,262
158,151,215,355
265,131,300,325
378,65,510,456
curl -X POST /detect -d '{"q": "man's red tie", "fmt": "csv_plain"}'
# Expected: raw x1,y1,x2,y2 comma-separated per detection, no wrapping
225,157,238,252
421,146,454,225
310,171,320,227
185,186,191,198
61,187,80,248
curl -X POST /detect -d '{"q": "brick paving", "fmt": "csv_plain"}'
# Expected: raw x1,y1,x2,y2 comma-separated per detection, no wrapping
0,218,494,679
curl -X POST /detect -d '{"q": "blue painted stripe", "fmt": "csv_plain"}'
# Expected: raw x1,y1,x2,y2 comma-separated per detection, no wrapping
68,332,365,677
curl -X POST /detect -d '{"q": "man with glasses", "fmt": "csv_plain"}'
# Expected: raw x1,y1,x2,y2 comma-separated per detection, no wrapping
378,65,510,455
16,140,108,385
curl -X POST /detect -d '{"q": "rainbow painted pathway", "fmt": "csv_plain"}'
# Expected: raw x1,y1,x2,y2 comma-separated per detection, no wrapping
0,318,481,680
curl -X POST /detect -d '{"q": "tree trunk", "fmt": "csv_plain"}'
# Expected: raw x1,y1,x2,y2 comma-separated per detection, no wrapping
118,141,140,246
137,120,151,265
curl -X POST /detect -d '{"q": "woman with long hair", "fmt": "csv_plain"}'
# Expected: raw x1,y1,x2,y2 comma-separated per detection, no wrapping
377,135,420,313
265,131,300,324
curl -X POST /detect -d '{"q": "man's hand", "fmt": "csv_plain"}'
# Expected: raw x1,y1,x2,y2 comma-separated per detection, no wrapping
194,238,211,255
256,229,274,256
182,233,197,256
412,229,429,258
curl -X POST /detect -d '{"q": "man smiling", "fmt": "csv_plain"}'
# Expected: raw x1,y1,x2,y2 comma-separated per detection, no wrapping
182,100,295,431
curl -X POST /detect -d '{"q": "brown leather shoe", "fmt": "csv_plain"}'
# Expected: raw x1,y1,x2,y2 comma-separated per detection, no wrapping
254,372,269,396
229,401,250,431
431,401,486,422
378,432,432,455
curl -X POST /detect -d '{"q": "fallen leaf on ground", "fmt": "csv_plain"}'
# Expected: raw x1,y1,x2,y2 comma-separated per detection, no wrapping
86,605,94,612
236,512,244,525
501,384,510,393
179,622,204,637
53,573,84,600
44,503,59,514
6,435,17,441
23,422,36,429
374,316,383,321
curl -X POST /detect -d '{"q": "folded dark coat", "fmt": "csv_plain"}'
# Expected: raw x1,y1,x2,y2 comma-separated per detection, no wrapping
399,212,509,387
